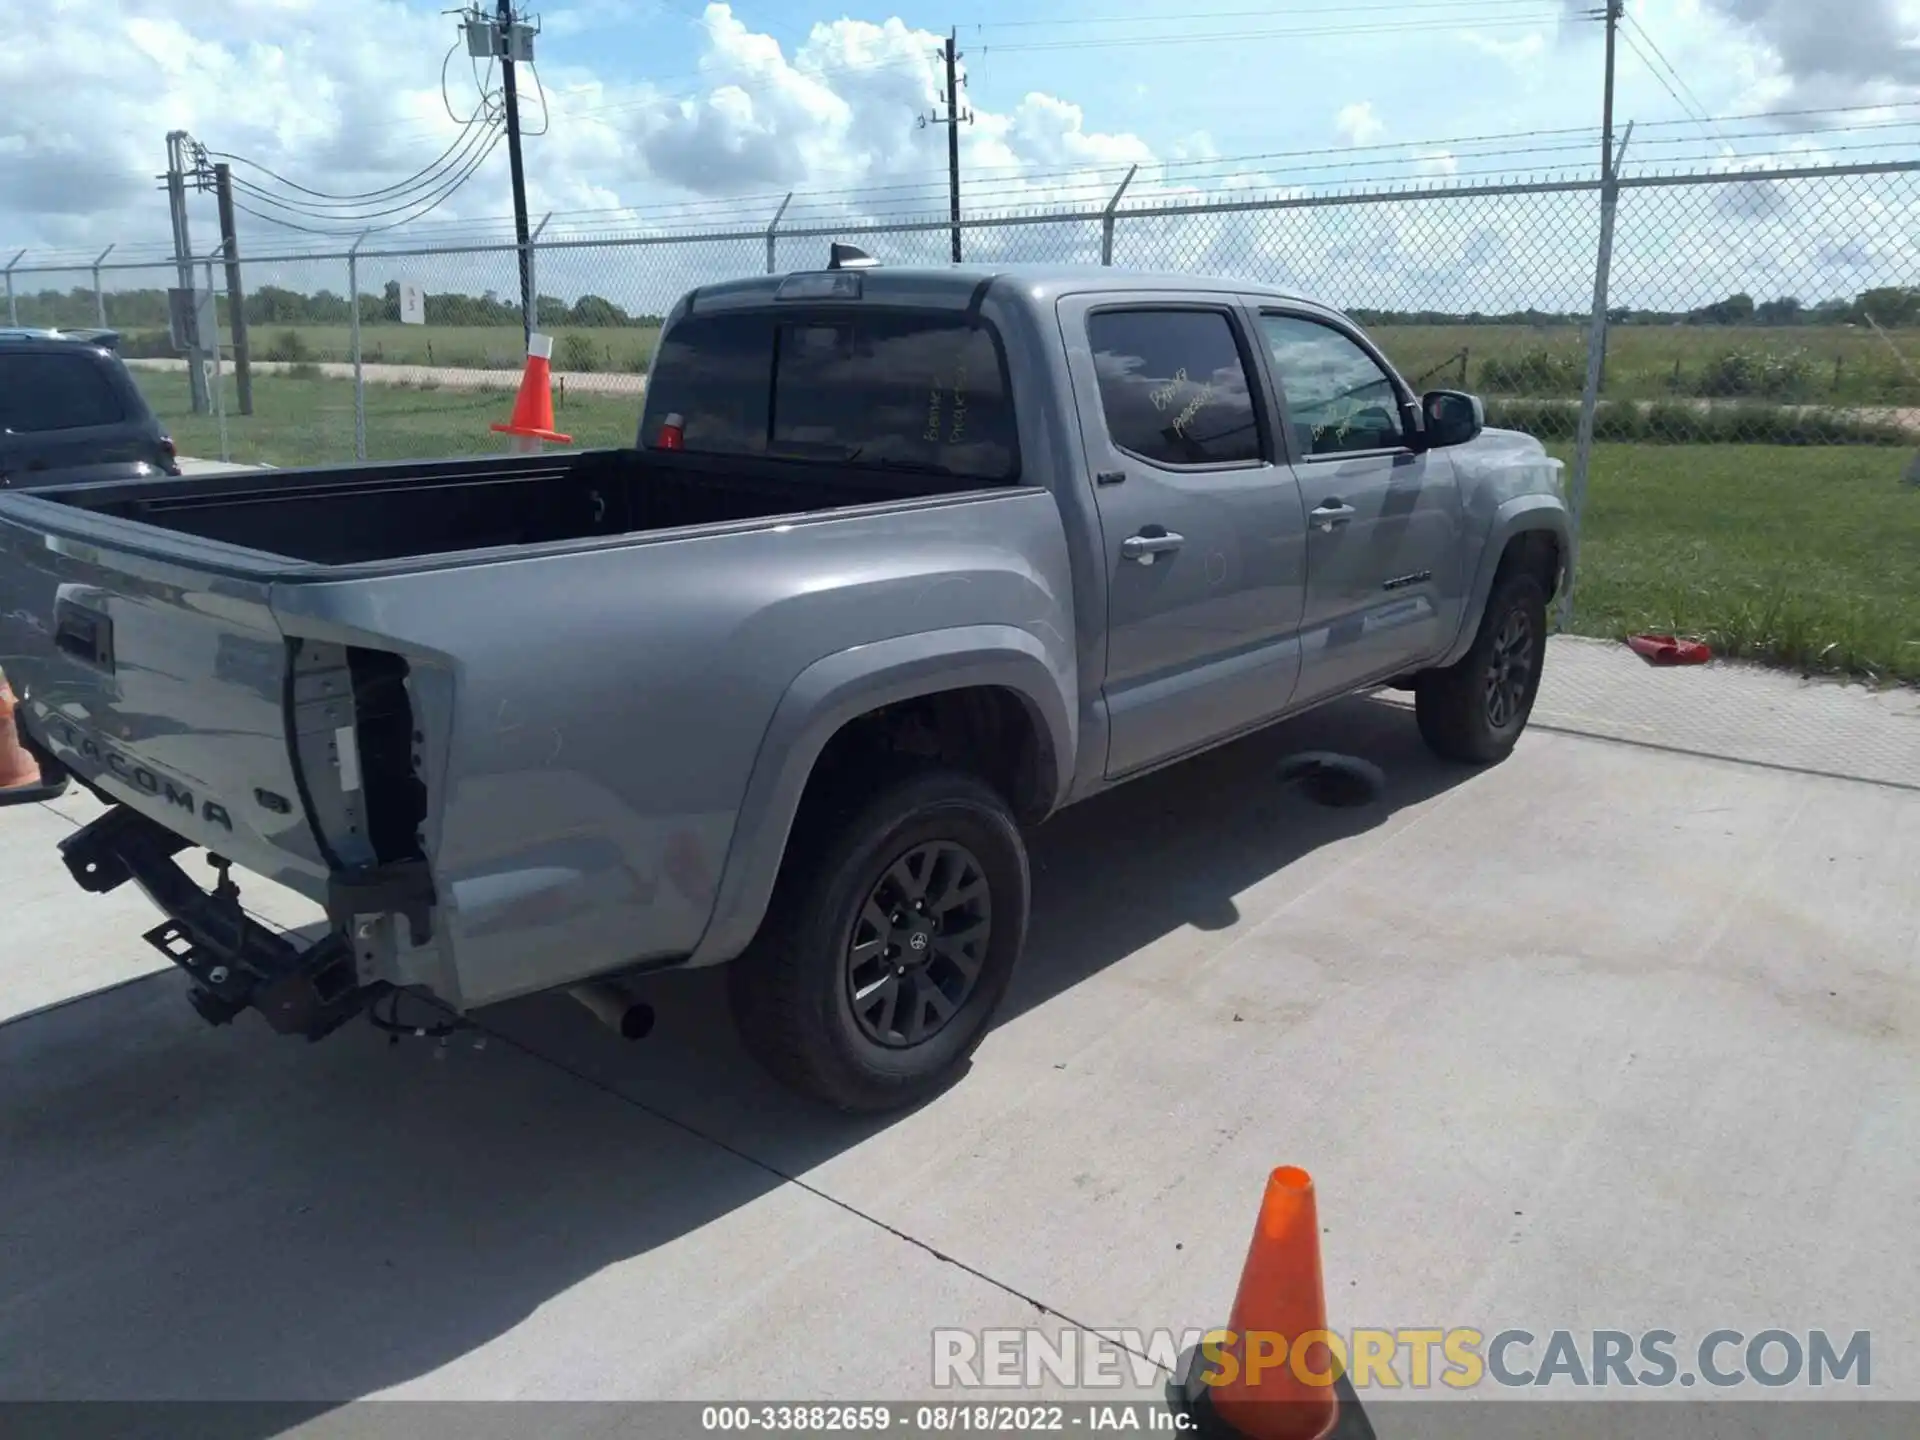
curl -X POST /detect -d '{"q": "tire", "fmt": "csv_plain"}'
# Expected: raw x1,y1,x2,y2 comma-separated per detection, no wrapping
727,766,1030,1113
1415,569,1549,764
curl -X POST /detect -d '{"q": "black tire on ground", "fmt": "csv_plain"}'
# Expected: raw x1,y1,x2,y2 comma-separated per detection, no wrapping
1415,569,1549,764
726,766,1030,1113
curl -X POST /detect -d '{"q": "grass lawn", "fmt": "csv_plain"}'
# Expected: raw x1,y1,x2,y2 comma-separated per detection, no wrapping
123,322,663,375
136,368,645,466
137,370,1918,685
1555,442,1920,685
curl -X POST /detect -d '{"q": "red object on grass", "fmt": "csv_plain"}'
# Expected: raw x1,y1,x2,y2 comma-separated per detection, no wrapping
1627,634,1712,666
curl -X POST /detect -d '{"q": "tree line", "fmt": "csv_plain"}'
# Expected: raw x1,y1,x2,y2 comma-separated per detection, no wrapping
11,283,665,331
1350,287,1920,328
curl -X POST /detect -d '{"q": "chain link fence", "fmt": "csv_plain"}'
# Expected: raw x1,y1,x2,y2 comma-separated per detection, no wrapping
6,159,1915,679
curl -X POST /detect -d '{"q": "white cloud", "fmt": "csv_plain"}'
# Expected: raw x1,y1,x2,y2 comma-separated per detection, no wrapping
1463,31,1548,69
1334,102,1386,147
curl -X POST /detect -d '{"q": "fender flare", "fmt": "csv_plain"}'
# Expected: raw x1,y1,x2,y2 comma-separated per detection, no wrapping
687,624,1076,967
1438,496,1572,669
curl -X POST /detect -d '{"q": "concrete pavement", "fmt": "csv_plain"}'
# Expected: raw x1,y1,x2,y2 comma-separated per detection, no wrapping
3,638,1915,1424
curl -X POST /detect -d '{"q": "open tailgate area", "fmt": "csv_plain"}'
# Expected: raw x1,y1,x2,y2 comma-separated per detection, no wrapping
1,500,434,1037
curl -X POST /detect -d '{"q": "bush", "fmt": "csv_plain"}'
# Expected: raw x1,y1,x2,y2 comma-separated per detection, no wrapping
1693,346,1813,400
1477,346,1583,396
558,333,601,372
263,329,313,364
1484,397,1911,447
282,360,323,381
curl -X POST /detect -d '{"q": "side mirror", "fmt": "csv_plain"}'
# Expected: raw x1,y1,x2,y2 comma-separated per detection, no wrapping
1420,390,1485,449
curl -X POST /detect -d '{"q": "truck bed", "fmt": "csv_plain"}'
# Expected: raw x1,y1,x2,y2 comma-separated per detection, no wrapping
35,447,1008,566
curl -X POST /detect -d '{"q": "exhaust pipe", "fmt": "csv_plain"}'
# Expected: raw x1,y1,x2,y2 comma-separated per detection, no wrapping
568,980,656,1040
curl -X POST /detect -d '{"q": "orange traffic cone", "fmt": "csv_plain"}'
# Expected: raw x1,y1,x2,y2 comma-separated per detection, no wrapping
1175,1166,1368,1440
0,675,64,806
490,332,572,447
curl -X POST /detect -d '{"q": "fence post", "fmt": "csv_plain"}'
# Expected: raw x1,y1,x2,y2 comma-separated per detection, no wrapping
91,245,114,331
1101,165,1137,267
525,212,551,337
1562,123,1632,628
349,233,369,462
3,250,23,326
766,192,793,275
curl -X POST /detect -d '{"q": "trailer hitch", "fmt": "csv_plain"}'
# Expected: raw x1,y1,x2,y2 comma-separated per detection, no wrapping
58,804,376,1041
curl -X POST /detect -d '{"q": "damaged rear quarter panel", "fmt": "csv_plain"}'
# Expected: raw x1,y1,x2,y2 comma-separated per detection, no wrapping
266,486,1075,1012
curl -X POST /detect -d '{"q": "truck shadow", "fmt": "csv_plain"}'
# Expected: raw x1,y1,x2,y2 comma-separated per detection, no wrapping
0,692,1477,1413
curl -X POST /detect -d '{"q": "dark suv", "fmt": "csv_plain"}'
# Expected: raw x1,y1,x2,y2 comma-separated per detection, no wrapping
0,330,179,488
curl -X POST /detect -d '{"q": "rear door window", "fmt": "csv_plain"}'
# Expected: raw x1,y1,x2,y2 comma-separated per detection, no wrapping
1085,308,1263,467
643,309,1018,480
0,352,128,432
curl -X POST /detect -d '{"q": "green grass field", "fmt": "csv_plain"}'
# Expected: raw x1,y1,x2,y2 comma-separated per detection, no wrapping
130,323,663,375
138,369,1920,685
122,319,1920,405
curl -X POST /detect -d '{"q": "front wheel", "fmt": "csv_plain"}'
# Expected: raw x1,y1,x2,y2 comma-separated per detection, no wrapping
1415,570,1548,764
727,767,1030,1112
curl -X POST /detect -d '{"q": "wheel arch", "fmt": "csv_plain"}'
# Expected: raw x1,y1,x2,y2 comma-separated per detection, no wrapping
687,626,1075,967
1439,498,1570,670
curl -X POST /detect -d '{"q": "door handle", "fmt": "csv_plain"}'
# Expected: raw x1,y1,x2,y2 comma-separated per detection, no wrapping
1121,529,1185,564
1310,500,1356,531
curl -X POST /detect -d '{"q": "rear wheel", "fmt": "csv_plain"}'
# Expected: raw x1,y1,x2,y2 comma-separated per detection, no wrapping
727,767,1029,1112
1415,570,1548,764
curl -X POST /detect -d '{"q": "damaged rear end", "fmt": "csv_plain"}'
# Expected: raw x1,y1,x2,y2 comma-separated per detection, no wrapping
3,514,442,1039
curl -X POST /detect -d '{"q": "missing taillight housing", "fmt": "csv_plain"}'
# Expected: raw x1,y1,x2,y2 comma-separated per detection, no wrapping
159,435,180,474
347,647,427,866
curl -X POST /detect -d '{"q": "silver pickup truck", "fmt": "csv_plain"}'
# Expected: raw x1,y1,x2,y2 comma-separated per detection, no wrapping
0,251,1569,1111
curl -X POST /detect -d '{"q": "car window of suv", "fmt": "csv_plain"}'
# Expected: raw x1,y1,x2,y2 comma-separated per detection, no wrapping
642,309,1018,482
1086,308,1262,467
1257,314,1405,458
0,352,128,433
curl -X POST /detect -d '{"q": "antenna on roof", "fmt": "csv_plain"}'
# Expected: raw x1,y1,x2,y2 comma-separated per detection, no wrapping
828,242,880,271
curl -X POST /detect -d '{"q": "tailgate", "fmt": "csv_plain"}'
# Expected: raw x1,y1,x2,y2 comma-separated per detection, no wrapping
1,514,337,896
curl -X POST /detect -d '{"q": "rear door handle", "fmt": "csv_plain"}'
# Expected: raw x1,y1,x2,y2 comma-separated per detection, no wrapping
1310,500,1357,531
1121,529,1185,564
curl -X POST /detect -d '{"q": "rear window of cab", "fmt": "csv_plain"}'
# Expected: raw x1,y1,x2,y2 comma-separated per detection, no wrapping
640,309,1019,482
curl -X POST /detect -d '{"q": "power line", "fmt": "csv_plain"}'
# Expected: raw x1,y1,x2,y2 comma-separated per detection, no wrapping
967,0,1561,27
976,12,1579,53
1618,15,1730,150
206,116,497,207
225,130,507,238
219,123,504,219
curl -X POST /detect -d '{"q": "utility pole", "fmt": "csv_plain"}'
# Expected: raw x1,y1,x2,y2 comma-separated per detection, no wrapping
498,0,534,346
919,29,972,263
1600,0,1621,181
213,164,254,416
163,131,211,415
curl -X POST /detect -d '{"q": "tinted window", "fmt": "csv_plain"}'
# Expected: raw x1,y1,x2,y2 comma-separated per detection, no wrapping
1086,309,1261,467
1258,315,1405,457
0,352,128,433
641,312,772,458
642,309,1017,481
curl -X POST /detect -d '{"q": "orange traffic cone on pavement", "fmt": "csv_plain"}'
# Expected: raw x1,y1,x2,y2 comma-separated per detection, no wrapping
0,675,65,806
490,332,572,447
1172,1166,1370,1440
